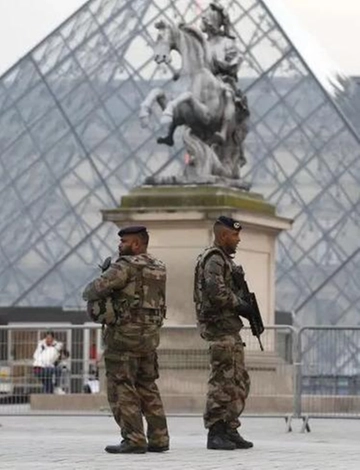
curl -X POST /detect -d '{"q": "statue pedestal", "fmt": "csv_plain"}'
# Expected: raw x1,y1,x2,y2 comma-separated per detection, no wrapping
101,185,293,413
30,185,294,414
103,185,292,326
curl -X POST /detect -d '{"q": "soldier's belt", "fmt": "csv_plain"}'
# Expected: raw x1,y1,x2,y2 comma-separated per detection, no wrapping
129,307,162,314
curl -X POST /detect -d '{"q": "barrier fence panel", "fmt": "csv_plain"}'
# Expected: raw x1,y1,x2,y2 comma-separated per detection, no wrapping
236,326,296,417
0,324,296,416
156,325,296,415
298,327,360,418
3,323,359,418
0,324,103,415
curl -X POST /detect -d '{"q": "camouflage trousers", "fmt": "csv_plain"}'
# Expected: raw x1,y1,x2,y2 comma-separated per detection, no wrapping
105,351,169,447
204,334,250,429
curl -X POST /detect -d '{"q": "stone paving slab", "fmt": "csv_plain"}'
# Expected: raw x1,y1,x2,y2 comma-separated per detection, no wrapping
0,414,359,469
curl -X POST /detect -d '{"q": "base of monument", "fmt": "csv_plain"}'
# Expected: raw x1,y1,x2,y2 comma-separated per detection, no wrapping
104,184,276,217
29,393,360,415
143,175,251,191
29,393,294,414
103,185,291,325
30,393,108,412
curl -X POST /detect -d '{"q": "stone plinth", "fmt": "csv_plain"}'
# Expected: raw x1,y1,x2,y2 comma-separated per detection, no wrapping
97,185,293,411
29,392,360,415
103,185,292,327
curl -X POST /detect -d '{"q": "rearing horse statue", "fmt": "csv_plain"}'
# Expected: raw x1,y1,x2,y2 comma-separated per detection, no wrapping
140,20,247,180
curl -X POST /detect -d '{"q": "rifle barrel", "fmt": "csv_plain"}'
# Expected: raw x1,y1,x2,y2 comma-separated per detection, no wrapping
257,335,264,351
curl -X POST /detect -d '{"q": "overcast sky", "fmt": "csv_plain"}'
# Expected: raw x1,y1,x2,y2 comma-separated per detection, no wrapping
0,0,359,76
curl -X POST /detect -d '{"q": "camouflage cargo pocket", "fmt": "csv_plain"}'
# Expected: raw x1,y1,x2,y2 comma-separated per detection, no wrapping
209,337,235,381
141,265,166,310
107,324,160,354
138,352,159,381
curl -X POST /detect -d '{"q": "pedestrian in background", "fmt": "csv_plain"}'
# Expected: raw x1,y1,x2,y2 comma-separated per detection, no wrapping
33,330,65,395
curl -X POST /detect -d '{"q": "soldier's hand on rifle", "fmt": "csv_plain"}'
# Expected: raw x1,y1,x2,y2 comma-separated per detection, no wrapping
98,256,112,273
236,299,254,319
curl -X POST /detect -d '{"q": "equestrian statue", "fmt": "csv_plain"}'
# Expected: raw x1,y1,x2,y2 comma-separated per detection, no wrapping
139,1,250,187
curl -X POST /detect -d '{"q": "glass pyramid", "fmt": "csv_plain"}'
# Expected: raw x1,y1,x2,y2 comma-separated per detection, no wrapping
0,0,359,330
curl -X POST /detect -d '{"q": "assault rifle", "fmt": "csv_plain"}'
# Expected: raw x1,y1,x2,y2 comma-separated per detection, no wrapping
232,266,265,351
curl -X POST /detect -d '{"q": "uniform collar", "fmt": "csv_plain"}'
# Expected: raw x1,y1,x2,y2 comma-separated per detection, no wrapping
213,243,233,259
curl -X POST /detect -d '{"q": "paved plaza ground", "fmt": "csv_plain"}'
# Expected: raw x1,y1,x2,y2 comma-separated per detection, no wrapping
0,412,359,469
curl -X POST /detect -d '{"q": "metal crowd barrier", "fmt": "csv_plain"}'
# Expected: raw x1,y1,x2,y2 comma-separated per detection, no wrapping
0,324,359,424
295,326,360,420
0,324,103,415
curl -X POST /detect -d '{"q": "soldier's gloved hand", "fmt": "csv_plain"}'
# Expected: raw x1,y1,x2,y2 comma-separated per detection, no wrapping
236,300,254,319
98,256,112,272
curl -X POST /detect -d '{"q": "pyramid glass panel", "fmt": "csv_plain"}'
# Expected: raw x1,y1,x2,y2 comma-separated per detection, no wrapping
0,0,359,338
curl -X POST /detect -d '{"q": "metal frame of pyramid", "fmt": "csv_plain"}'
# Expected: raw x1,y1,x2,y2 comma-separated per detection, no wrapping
0,0,359,346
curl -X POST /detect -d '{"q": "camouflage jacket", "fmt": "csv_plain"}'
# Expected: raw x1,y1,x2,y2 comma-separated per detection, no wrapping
82,253,166,355
193,245,245,340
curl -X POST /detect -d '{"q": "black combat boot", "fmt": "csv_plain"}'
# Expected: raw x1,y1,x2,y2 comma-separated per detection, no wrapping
226,428,253,449
207,421,236,450
147,444,170,452
105,439,147,454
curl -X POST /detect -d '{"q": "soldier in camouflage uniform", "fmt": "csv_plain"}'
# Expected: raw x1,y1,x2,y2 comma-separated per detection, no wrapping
83,225,169,454
193,216,254,450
